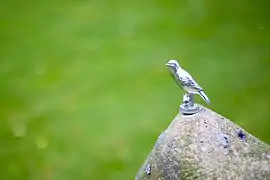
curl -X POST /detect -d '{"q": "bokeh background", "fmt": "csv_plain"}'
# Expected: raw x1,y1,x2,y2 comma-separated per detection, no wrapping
1,0,270,179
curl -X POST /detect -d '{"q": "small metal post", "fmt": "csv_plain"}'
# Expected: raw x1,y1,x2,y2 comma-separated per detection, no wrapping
180,93,200,115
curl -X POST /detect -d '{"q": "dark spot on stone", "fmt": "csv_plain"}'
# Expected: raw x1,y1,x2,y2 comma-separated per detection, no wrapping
217,133,229,148
236,129,246,141
223,135,229,148
145,164,151,175
200,140,203,143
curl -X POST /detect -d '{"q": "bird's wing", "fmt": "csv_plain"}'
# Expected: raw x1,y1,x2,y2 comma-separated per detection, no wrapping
178,71,202,91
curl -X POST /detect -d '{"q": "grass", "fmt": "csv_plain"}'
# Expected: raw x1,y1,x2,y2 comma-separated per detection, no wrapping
0,0,270,179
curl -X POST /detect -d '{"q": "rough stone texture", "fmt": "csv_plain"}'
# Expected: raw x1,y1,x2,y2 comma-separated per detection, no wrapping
135,105,270,180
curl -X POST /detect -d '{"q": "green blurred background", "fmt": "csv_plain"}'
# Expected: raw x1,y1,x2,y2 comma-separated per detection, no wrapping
1,0,270,179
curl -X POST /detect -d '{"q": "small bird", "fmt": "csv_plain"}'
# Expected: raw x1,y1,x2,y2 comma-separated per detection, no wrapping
166,60,211,105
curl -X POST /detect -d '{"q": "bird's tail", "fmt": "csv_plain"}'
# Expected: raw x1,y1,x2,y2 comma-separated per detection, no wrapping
198,90,211,105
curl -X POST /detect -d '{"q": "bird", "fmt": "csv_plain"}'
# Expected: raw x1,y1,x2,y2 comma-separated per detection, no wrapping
166,60,211,105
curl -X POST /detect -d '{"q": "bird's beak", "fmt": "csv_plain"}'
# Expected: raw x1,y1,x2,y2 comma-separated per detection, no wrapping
166,63,170,66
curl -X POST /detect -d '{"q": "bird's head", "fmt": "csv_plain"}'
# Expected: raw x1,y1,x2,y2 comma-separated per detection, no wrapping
166,60,180,70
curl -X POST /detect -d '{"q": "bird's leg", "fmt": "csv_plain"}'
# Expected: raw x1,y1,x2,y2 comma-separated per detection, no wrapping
183,93,190,108
180,92,199,115
188,93,195,108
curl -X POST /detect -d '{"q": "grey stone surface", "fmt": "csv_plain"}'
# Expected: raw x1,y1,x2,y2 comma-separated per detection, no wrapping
135,105,270,180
